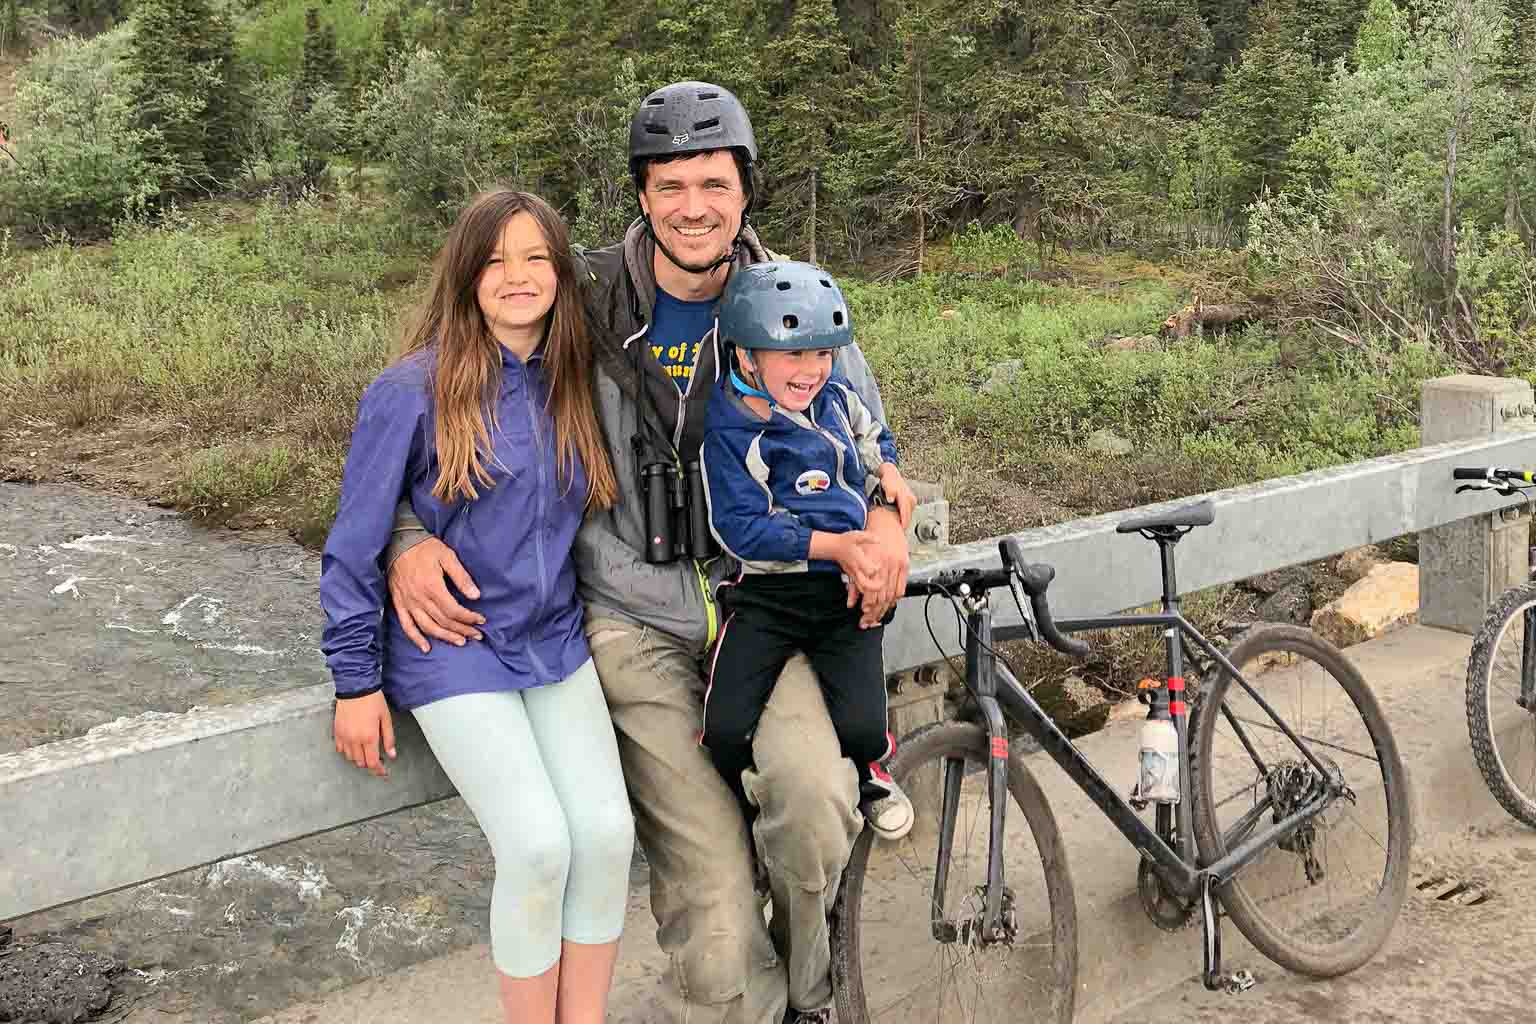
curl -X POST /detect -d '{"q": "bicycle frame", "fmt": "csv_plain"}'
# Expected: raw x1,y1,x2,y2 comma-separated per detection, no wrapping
925,551,1346,947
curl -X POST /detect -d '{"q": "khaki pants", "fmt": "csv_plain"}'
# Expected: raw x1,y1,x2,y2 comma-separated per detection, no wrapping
586,617,862,1022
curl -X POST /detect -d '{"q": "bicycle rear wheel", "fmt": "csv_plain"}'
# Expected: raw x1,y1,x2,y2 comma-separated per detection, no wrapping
1466,580,1536,828
830,721,1077,1024
1190,624,1410,978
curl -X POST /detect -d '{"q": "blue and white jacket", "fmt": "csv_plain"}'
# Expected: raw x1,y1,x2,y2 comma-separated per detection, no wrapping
701,372,899,575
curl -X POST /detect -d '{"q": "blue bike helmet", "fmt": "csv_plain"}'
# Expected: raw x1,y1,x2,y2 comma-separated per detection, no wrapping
718,261,852,352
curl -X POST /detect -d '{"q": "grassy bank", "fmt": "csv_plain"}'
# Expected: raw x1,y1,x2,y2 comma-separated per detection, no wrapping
1,195,433,544
0,196,1452,544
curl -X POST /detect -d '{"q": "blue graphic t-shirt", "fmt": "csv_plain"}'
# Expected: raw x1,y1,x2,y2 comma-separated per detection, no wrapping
650,287,716,392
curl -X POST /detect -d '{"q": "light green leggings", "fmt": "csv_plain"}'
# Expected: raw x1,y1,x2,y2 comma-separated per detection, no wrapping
411,659,634,977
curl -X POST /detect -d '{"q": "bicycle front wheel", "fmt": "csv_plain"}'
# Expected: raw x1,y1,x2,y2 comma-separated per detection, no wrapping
1466,580,1536,828
1191,624,1411,978
830,721,1077,1024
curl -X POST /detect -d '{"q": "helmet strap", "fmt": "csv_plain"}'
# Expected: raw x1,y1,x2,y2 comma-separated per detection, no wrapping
730,364,774,406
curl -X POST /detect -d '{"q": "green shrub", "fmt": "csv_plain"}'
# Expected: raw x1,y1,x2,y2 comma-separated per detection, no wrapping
355,47,502,218
0,28,163,236
238,75,352,187
949,221,1037,274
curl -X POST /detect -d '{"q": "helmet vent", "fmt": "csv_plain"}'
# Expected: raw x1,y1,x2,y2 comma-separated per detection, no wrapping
645,96,666,106
783,315,799,329
698,90,720,100
693,117,720,131
833,310,845,326
776,281,792,291
819,278,833,287
645,125,671,135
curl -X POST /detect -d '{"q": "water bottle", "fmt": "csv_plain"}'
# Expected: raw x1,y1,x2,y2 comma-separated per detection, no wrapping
1138,716,1180,803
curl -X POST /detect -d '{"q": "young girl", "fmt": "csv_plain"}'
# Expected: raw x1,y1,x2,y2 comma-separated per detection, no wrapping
319,190,633,1024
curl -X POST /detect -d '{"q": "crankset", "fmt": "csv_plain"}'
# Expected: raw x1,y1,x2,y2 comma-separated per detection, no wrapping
1137,857,1195,931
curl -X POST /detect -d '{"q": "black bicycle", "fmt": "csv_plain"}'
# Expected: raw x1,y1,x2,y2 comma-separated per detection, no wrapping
830,502,1412,1023
1454,466,1536,828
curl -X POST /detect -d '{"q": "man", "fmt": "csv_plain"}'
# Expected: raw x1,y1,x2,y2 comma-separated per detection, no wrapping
384,82,914,1023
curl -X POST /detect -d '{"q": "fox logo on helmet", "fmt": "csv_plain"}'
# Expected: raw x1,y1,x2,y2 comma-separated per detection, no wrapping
795,470,832,496
672,132,690,146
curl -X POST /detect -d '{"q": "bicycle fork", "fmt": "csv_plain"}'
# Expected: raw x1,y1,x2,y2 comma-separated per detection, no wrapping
1519,607,1536,711
930,605,1014,945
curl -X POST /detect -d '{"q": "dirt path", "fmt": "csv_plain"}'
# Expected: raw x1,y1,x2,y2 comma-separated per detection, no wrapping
1111,817,1536,1024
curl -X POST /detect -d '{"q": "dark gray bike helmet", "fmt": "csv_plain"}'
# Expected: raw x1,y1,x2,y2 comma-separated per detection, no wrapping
628,81,759,180
719,261,852,352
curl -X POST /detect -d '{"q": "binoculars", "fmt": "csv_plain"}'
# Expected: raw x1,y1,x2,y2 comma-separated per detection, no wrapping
641,460,721,563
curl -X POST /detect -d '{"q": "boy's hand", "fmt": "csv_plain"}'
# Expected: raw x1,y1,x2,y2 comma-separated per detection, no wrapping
879,464,917,529
334,691,397,778
811,529,882,591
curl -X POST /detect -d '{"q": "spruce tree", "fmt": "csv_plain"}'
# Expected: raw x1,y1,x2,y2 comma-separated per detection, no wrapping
1,0,20,57
1206,2,1325,214
299,7,342,111
762,0,854,262
127,0,245,189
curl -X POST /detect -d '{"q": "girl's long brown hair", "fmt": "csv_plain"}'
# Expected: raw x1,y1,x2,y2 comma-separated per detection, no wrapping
401,189,617,510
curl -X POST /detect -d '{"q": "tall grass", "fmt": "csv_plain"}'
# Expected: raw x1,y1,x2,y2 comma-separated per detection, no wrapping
847,273,1446,501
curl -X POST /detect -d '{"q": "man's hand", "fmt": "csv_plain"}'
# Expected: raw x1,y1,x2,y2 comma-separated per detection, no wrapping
879,463,918,529
387,537,485,653
334,691,396,778
854,507,912,628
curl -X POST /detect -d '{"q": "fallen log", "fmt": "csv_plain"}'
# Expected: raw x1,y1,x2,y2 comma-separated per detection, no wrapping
1160,299,1258,339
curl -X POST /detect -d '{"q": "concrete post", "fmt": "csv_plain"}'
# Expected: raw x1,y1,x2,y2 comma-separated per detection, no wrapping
1419,375,1535,633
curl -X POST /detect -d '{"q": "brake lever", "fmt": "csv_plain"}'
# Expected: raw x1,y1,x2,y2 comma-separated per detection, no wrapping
1008,573,1042,644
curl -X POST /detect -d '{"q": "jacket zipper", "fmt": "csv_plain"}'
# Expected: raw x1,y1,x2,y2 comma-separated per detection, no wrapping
525,362,551,677
806,405,868,514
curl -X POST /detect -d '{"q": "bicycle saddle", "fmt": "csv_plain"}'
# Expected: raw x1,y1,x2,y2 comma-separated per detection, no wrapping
1115,500,1215,534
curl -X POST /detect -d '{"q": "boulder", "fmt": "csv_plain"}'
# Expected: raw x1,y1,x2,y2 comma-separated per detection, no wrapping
1336,545,1383,583
1086,428,1133,457
1104,334,1162,353
1244,566,1309,596
1257,582,1313,625
1310,562,1419,648
980,359,1025,396
1029,673,1111,736
0,942,118,1024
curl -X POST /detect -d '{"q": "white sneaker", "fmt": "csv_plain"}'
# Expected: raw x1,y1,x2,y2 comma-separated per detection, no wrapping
862,762,915,841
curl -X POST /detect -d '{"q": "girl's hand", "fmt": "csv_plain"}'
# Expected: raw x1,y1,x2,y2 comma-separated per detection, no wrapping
334,691,396,778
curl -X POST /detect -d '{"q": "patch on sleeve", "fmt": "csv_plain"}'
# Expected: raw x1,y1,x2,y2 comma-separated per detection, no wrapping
795,469,832,496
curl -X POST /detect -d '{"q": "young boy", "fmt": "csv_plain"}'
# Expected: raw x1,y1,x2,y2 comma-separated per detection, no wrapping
700,260,915,841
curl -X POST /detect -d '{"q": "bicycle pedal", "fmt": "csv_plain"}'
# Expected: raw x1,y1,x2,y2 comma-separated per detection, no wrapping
1221,969,1256,994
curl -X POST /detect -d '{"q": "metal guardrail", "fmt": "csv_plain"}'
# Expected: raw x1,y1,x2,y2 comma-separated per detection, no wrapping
5,428,1536,923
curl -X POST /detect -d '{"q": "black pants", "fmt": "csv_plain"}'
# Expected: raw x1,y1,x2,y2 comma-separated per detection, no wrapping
704,572,891,820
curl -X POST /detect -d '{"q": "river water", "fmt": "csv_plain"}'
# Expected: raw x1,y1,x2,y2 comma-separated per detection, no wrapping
0,482,552,1021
